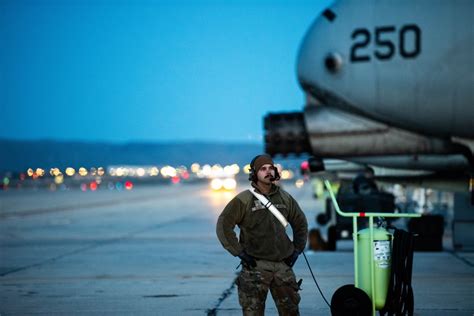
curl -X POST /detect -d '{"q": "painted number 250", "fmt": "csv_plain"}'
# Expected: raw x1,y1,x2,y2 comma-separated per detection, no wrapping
350,24,421,62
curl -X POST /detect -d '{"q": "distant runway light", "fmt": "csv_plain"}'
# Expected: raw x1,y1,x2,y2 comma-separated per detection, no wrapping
116,168,124,177
149,167,159,176
171,176,180,184
54,175,64,184
231,164,240,175
80,183,88,191
66,167,75,176
97,167,105,176
223,178,237,190
27,168,34,177
191,163,200,173
137,168,146,177
211,178,223,190
125,181,133,190
90,182,98,191
295,179,304,189
90,167,97,176
201,164,211,177
36,168,45,177
212,164,223,175
79,167,88,177
50,168,61,177
161,166,176,178
281,170,289,180
243,164,251,174
224,165,233,176
109,168,116,176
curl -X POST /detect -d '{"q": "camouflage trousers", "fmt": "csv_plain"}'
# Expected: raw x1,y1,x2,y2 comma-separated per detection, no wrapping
236,259,301,316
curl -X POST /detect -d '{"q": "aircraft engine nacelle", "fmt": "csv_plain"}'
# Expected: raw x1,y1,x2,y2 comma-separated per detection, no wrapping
264,106,473,171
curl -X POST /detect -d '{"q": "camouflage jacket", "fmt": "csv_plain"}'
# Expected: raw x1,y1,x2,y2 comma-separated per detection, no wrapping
216,184,308,262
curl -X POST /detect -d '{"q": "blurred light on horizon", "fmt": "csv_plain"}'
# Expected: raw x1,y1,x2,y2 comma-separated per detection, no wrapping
191,163,200,173
125,181,133,190
50,168,61,177
211,178,223,190
97,167,105,176
223,178,237,190
295,179,304,188
243,164,251,174
280,169,294,180
66,167,75,176
161,166,177,178
78,167,88,177
35,168,45,177
54,174,64,184
136,167,146,177
90,182,98,191
149,167,159,176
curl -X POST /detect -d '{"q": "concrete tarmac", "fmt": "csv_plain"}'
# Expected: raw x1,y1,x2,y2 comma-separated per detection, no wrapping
0,181,473,315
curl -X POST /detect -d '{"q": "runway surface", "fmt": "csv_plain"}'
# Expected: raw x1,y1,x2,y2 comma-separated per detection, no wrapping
1,182,473,315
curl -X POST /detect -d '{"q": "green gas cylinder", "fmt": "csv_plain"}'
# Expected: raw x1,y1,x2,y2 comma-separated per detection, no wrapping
357,227,392,310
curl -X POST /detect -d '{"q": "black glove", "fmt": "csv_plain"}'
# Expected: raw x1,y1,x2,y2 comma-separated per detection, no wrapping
238,251,257,268
284,250,300,267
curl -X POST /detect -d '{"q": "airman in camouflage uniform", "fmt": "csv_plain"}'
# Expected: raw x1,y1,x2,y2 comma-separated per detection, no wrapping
216,155,308,316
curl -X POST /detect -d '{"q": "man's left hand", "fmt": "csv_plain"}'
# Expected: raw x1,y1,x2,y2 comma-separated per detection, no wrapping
284,250,300,267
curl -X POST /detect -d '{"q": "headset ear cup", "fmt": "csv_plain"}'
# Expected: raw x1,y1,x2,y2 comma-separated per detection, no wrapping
274,169,281,181
249,155,259,182
249,170,257,182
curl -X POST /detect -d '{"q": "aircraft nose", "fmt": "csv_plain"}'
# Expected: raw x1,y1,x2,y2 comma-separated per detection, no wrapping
296,10,336,97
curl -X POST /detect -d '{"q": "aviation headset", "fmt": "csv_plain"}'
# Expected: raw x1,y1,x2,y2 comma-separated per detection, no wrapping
248,154,281,182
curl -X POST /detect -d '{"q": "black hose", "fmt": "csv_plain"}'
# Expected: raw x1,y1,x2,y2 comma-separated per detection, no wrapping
302,251,332,309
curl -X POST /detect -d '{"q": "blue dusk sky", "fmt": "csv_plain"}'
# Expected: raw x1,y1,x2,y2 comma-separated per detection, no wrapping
1,0,333,143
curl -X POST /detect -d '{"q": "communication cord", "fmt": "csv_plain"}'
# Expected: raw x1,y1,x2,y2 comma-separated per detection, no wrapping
302,251,332,309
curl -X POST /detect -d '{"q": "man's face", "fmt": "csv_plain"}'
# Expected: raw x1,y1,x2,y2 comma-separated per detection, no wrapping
256,163,276,184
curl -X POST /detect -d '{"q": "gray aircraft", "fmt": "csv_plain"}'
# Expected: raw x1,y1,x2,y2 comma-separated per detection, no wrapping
264,0,474,249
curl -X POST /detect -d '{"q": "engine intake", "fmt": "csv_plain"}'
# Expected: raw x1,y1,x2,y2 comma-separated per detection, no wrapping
264,112,311,156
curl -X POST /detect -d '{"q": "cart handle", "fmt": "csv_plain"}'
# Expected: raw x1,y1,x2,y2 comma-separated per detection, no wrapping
323,180,421,219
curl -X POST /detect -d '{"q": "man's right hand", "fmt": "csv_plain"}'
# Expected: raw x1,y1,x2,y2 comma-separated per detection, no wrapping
238,251,257,268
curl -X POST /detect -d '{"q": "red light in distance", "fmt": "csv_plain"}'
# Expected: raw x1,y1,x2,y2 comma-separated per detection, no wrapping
125,181,133,190
90,182,98,191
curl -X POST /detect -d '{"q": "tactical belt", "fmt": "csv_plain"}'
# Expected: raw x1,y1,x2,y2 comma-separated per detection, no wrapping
250,189,289,228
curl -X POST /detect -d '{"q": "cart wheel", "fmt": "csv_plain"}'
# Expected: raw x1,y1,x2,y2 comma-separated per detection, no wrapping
331,284,371,316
